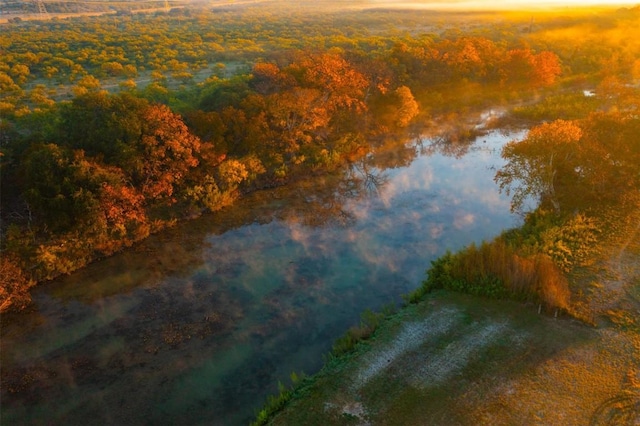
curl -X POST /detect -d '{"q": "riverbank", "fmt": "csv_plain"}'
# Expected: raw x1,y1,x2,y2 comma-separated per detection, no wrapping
0,123,523,425
259,205,640,425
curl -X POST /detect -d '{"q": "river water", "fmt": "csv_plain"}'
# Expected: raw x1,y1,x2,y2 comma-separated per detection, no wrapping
1,126,525,425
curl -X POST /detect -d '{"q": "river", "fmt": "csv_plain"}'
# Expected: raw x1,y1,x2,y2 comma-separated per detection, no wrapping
1,124,525,425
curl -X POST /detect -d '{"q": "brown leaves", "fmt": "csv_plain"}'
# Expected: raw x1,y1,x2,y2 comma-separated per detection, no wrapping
526,119,582,145
503,49,562,87
0,256,35,313
137,104,201,200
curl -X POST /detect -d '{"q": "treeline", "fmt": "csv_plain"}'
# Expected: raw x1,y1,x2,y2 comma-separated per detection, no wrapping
0,0,165,16
3,5,640,114
0,35,564,312
2,5,639,313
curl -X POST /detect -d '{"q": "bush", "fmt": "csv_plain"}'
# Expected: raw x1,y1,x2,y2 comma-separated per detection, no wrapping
331,308,390,357
410,238,570,311
252,372,306,426
540,214,600,272
252,381,293,426
0,255,35,313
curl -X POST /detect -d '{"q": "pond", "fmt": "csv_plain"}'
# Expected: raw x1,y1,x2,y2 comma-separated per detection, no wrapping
1,125,525,425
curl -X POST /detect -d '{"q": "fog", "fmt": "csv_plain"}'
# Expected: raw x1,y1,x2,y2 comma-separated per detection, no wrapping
362,0,638,10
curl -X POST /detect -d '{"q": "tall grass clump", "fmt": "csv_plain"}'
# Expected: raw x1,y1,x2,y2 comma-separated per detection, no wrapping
411,239,570,311
252,372,306,426
331,305,396,357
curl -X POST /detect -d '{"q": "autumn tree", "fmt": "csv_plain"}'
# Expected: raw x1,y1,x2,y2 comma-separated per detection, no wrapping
20,144,148,237
57,93,201,203
532,51,562,87
131,104,201,201
250,62,293,95
437,37,502,82
496,119,583,214
300,52,368,107
368,85,419,132
576,111,640,203
500,49,562,88
0,255,35,313
249,52,370,165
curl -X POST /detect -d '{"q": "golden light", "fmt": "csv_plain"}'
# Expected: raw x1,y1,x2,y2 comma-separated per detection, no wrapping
368,1,640,10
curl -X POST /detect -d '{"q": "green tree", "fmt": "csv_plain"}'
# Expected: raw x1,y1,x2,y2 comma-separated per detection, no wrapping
21,143,91,232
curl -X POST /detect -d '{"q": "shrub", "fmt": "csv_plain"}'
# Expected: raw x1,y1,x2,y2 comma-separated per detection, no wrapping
0,255,35,313
411,238,570,310
252,381,293,426
540,214,600,272
511,92,600,121
331,308,390,357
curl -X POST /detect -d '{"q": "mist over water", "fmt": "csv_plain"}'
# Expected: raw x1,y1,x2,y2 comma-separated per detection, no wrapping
1,127,525,425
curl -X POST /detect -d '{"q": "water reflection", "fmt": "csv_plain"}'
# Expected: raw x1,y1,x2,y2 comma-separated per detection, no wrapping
1,128,524,425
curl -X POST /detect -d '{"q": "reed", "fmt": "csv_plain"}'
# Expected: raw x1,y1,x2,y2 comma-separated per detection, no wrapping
413,238,570,311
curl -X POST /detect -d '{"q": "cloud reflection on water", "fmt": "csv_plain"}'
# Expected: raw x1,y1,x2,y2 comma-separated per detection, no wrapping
1,128,525,426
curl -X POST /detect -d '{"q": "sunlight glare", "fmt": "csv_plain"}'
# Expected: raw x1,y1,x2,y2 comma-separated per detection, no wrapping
368,0,640,10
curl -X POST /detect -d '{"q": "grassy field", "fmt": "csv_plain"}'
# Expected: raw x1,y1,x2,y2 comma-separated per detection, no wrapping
267,211,640,425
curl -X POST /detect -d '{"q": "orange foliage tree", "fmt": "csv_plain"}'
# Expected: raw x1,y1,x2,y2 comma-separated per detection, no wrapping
496,119,583,213
133,104,201,201
502,49,562,87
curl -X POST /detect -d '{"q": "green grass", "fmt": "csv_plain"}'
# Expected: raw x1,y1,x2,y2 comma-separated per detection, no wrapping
265,291,631,425
262,203,640,425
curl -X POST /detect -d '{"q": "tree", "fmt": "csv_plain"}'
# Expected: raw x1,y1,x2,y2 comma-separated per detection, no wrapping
0,72,21,94
101,61,125,77
250,62,292,95
288,51,368,114
132,104,201,200
577,112,640,202
10,64,30,85
21,143,89,232
57,92,147,164
72,75,102,96
496,120,583,214
532,51,562,87
502,49,536,86
392,86,419,128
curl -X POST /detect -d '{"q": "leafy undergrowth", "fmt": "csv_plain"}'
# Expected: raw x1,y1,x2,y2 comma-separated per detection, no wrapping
263,204,640,425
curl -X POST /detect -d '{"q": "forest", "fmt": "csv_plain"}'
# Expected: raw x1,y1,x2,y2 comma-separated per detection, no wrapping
1,2,639,315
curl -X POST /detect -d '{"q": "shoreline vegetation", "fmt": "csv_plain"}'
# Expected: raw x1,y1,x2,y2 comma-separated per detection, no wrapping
252,122,640,423
253,197,640,424
1,4,639,423
3,3,638,314
2,2,600,313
